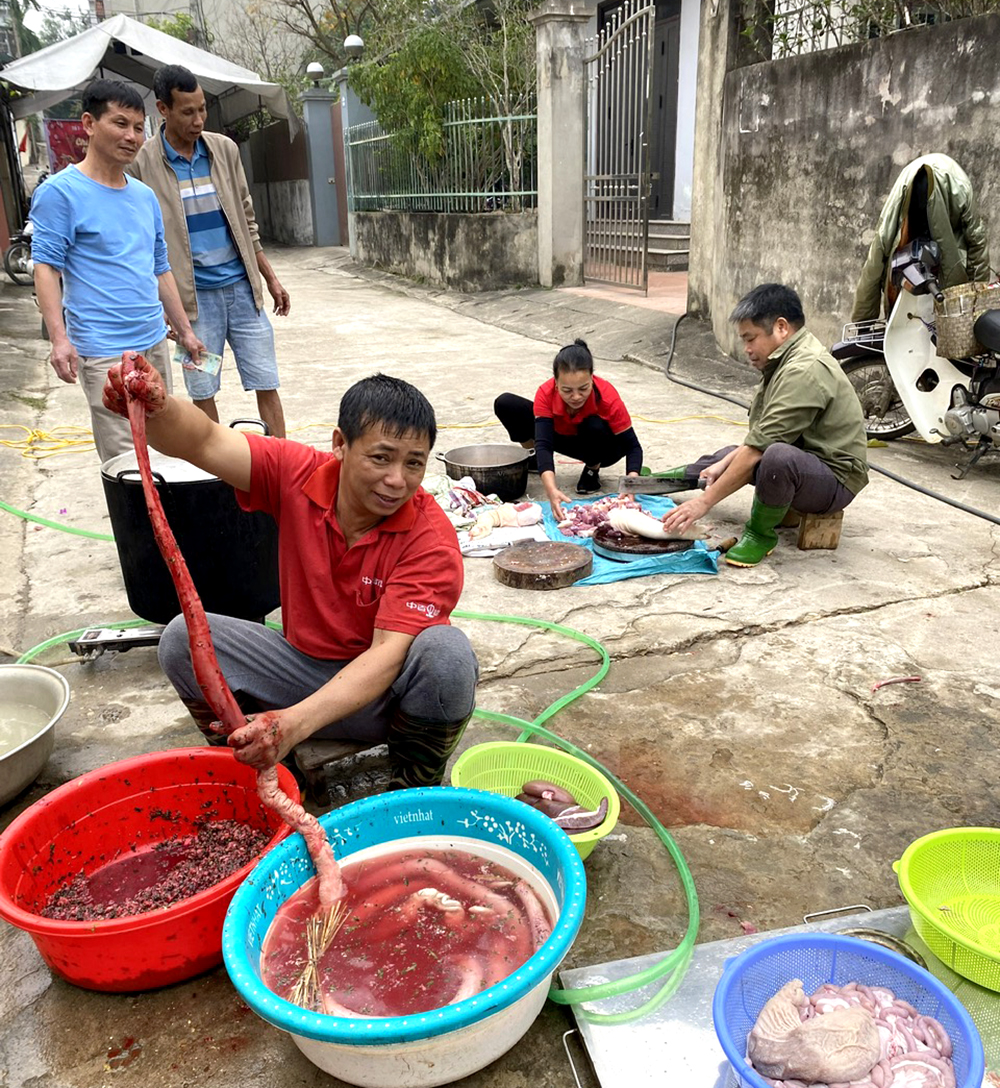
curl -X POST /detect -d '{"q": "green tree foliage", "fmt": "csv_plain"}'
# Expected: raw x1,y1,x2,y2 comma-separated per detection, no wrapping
145,12,203,44
2,0,42,60
347,0,535,160
349,22,478,159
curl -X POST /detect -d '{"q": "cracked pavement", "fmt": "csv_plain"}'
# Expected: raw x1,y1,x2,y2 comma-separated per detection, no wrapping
1,249,999,1088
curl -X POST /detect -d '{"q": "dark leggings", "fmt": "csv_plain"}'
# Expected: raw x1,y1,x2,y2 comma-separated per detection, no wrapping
689,444,856,514
494,392,634,468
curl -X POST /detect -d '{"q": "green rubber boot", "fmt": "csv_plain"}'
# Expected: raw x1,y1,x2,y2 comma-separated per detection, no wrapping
649,464,690,480
386,709,473,790
725,498,791,567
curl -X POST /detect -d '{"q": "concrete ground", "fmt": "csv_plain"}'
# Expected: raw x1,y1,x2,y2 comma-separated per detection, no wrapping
1,249,999,1088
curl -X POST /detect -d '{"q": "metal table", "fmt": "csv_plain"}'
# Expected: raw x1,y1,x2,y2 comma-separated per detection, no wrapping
561,906,1000,1088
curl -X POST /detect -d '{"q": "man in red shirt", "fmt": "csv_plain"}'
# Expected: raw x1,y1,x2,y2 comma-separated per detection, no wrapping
103,363,478,790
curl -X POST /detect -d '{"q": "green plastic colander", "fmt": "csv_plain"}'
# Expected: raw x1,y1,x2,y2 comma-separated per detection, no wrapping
450,741,620,860
894,827,1000,992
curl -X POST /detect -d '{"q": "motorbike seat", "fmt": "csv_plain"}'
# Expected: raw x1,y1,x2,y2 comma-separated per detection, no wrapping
830,339,882,361
973,308,1000,354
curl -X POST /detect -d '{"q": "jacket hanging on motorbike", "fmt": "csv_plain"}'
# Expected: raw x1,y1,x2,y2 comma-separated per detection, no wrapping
851,154,990,322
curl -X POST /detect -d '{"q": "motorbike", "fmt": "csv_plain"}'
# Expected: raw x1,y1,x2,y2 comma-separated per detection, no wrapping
3,219,33,286
832,238,1000,478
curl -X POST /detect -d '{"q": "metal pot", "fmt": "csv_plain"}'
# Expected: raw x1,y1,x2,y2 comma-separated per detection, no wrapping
100,449,280,625
436,444,529,502
0,664,70,807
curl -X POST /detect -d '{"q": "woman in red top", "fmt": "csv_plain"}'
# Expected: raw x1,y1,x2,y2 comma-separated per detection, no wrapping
494,339,643,519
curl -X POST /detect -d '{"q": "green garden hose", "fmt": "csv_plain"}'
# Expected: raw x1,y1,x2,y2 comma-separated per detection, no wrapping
0,499,114,541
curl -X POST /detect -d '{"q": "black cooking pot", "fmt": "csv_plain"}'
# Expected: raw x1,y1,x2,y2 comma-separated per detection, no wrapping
101,449,280,625
437,444,529,502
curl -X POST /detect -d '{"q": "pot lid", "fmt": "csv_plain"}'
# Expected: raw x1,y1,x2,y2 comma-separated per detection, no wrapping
101,449,218,484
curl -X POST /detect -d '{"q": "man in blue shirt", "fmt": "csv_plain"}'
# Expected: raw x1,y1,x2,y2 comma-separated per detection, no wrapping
129,65,290,439
31,79,205,464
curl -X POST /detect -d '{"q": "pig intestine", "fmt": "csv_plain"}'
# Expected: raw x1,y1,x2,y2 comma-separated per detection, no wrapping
747,979,957,1088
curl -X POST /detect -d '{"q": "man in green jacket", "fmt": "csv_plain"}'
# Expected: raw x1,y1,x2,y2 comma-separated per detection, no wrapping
129,65,290,438
660,284,868,567
852,154,990,323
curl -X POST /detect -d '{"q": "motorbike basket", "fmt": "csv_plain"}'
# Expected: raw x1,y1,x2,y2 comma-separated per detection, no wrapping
934,282,1000,359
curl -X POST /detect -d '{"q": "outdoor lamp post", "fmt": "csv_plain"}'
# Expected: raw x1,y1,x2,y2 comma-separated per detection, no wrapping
344,35,364,60
306,61,325,88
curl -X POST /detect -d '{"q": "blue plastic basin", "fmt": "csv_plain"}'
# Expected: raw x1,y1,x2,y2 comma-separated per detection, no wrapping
223,787,586,1058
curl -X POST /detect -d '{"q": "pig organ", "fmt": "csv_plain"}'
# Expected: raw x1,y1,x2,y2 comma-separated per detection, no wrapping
748,979,881,1084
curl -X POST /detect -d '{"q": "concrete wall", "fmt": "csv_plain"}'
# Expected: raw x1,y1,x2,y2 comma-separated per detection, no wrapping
688,9,1000,353
241,120,314,246
353,211,539,290
251,181,314,246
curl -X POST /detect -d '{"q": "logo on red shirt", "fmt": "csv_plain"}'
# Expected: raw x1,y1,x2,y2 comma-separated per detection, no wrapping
406,601,441,618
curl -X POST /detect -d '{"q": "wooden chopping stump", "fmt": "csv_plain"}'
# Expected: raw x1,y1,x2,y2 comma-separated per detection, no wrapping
493,541,592,590
591,521,694,561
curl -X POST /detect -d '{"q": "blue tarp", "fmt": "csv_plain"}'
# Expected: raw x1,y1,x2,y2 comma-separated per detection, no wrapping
542,496,718,585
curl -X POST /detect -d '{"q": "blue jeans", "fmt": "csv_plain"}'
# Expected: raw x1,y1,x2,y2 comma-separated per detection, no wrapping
184,277,279,400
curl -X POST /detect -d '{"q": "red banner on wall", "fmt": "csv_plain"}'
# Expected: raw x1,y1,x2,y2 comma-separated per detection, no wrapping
43,120,89,173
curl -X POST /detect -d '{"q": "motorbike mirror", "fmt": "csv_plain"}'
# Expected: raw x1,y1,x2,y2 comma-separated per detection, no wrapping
901,264,929,293
919,240,941,269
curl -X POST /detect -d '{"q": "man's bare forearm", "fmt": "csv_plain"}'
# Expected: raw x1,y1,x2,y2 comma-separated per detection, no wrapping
280,631,413,745
34,264,68,344
156,271,196,339
701,444,763,512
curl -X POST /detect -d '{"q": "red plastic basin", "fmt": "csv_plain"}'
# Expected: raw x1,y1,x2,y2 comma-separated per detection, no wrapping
0,747,297,992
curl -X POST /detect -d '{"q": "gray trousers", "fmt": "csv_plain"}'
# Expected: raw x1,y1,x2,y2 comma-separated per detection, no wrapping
689,444,855,514
158,614,479,742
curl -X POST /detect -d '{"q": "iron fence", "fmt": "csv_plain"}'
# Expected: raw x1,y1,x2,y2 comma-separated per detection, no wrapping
738,0,986,62
345,95,537,213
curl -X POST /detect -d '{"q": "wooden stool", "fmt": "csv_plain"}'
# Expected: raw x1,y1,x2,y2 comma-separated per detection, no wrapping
795,509,843,551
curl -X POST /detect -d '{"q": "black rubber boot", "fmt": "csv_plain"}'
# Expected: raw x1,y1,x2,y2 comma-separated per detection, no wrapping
180,692,260,746
386,709,473,790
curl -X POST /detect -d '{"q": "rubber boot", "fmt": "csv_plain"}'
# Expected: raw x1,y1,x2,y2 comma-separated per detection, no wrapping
724,497,791,567
649,464,690,480
180,691,260,746
386,709,473,791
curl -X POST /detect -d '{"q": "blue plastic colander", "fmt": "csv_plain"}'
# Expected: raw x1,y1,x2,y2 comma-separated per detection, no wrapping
712,933,985,1088
222,786,586,1046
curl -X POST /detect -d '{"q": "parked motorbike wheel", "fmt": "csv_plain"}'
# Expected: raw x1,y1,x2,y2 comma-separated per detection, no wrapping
842,356,915,441
3,241,32,286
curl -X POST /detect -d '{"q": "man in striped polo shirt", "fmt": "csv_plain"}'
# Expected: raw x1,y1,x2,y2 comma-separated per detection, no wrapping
129,65,290,438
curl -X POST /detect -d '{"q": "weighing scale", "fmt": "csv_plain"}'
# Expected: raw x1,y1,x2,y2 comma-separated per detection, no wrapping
68,626,165,656
561,906,1000,1088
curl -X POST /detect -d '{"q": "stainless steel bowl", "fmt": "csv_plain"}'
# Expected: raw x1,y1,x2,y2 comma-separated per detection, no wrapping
0,664,71,807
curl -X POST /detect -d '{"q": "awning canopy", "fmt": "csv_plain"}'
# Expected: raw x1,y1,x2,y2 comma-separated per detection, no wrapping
0,14,298,134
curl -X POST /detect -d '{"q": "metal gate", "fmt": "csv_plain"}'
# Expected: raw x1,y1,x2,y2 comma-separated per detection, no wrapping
583,0,656,292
